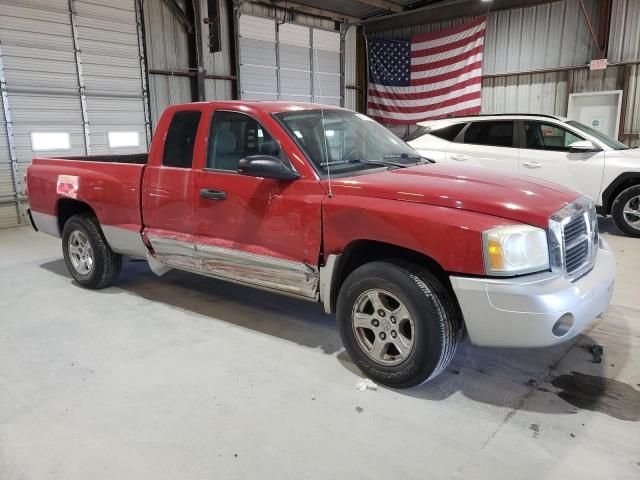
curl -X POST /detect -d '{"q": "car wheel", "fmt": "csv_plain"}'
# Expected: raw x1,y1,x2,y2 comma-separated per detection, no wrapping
62,214,122,289
611,185,640,237
336,260,460,388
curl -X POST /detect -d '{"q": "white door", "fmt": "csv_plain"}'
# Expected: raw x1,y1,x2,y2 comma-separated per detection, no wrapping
445,120,519,173
518,120,605,202
567,91,623,139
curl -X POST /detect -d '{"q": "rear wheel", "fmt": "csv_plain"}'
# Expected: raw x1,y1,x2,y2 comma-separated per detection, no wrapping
62,214,122,289
611,185,640,237
336,260,460,388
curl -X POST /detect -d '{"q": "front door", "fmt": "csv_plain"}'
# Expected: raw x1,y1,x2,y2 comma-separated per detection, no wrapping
193,109,324,299
518,120,605,202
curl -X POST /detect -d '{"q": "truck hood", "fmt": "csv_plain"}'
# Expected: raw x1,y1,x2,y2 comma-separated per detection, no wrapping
328,163,580,228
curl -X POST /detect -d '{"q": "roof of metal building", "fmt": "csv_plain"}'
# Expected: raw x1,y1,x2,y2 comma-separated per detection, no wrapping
275,0,450,21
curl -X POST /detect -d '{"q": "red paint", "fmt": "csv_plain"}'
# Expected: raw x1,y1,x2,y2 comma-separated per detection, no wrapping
26,101,580,277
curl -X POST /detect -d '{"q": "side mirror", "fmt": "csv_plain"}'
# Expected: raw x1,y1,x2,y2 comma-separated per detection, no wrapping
568,140,599,152
237,155,300,181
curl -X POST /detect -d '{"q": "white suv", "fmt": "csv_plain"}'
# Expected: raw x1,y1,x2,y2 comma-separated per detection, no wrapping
407,114,640,236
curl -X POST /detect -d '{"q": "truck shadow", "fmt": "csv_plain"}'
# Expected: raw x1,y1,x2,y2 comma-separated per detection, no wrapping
598,216,624,237
40,257,634,420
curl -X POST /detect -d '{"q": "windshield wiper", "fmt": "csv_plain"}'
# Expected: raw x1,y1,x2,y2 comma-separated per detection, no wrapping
348,158,408,169
384,153,430,163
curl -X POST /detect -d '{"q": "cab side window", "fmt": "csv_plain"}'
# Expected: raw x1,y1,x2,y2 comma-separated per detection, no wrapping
463,121,514,147
163,110,202,168
523,121,584,152
207,111,286,171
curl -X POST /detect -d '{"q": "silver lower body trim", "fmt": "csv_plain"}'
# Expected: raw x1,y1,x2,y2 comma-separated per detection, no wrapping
319,254,340,314
30,211,60,238
450,238,615,348
148,235,320,300
102,225,148,258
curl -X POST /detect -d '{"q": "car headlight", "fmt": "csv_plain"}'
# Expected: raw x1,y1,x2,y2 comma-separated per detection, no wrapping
483,225,550,276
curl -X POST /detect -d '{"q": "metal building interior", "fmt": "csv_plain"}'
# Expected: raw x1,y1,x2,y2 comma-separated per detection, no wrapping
1,0,639,479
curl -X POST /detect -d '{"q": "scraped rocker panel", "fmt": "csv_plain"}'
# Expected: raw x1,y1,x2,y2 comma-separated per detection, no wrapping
148,235,320,300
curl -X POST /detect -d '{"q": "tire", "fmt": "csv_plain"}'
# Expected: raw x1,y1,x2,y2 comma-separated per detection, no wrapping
611,185,640,237
336,260,460,389
62,214,122,289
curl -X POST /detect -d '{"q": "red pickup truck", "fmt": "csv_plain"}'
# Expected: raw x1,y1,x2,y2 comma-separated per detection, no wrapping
26,101,615,388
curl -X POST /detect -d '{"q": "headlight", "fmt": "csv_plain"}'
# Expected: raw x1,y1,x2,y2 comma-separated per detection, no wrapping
483,225,550,276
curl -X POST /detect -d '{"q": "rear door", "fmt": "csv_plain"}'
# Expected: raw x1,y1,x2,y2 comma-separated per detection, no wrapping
444,120,519,173
142,108,205,270
518,120,605,200
192,109,324,299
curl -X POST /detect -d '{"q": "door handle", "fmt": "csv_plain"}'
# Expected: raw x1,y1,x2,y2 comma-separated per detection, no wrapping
522,161,542,169
450,154,467,161
200,189,227,200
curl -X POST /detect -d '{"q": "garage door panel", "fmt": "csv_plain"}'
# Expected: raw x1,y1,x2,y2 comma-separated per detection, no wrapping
313,74,341,98
240,38,276,68
241,66,277,96
281,70,311,96
279,44,310,72
0,204,20,229
313,50,340,75
75,1,136,23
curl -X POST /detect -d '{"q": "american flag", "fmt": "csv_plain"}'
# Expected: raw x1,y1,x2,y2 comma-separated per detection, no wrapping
367,18,486,124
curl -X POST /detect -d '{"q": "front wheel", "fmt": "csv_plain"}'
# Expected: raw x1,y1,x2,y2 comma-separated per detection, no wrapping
62,214,122,289
336,260,460,388
611,185,640,237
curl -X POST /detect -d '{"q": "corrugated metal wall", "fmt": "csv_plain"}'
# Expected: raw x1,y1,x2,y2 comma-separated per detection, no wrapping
203,0,233,101
143,0,192,126
622,64,640,147
481,66,626,115
368,0,600,75
609,0,640,62
344,25,357,110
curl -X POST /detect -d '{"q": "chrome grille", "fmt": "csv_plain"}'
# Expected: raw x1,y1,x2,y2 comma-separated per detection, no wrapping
549,196,598,281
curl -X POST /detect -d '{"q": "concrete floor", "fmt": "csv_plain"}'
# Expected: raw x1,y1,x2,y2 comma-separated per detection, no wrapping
1,220,639,480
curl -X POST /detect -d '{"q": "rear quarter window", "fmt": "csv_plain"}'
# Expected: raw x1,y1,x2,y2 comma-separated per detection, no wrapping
163,110,202,168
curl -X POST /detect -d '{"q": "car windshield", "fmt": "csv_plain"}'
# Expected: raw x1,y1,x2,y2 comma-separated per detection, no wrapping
274,109,423,176
566,120,629,150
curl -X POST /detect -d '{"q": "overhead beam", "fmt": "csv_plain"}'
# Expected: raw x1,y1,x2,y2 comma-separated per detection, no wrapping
269,1,360,23
161,0,193,33
353,0,404,13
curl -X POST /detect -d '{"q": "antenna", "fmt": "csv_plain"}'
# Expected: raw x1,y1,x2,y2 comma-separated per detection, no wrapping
313,39,333,198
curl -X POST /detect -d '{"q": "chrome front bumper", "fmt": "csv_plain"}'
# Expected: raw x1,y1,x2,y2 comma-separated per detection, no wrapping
450,238,615,348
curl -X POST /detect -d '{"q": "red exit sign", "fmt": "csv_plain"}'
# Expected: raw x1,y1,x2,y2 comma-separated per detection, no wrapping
590,58,608,70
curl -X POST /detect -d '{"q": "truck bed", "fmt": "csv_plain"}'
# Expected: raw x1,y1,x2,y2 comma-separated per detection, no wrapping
27,155,147,236
50,153,148,164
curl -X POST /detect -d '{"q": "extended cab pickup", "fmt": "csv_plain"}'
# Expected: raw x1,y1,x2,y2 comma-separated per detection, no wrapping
26,102,615,388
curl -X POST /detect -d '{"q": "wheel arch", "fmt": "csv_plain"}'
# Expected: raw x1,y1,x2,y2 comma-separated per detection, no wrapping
56,198,97,235
601,173,640,214
322,239,454,315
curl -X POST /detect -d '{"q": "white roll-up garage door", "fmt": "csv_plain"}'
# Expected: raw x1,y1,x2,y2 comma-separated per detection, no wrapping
238,14,342,106
0,0,149,228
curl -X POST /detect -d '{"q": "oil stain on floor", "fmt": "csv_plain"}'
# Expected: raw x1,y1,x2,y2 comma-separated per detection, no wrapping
551,371,640,422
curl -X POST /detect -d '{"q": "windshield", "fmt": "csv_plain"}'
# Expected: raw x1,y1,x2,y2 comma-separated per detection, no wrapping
567,120,629,150
274,109,422,176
